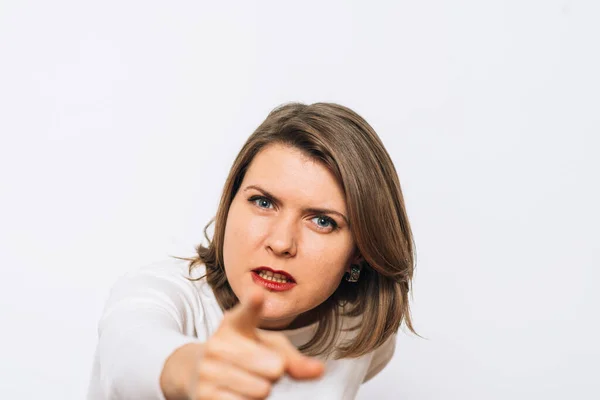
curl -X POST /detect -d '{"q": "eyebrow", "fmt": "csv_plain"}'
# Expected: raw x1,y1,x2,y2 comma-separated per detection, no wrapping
243,184,349,224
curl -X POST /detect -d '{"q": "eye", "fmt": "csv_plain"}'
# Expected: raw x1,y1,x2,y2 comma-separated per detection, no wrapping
249,195,274,210
311,215,338,232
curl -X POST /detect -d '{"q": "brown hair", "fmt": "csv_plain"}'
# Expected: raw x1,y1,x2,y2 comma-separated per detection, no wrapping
181,102,416,358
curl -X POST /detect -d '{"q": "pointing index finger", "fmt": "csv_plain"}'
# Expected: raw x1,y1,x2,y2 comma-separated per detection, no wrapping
226,287,264,337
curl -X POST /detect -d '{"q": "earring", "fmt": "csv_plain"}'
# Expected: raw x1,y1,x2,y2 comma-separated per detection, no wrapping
345,264,361,283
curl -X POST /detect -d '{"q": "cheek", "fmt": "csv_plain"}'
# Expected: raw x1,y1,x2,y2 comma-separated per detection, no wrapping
224,207,264,250
223,202,268,273
223,206,246,271
302,234,355,285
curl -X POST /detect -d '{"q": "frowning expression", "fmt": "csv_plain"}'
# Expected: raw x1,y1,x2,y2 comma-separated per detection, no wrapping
222,143,358,329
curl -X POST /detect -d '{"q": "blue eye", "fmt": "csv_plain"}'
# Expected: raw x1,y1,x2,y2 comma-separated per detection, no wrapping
311,216,338,231
250,196,273,209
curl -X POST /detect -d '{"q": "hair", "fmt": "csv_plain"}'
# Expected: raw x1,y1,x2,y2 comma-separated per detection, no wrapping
180,102,417,359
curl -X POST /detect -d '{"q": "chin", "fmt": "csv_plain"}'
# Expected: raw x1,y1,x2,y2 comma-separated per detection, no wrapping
261,301,284,317
261,302,292,323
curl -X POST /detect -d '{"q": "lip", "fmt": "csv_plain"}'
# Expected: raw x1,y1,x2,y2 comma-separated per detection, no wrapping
251,271,297,292
253,266,296,283
251,267,297,292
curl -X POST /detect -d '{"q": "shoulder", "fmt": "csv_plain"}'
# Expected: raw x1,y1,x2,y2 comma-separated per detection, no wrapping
363,332,397,382
104,257,217,321
99,257,224,339
121,256,202,280
335,307,397,382
113,257,209,296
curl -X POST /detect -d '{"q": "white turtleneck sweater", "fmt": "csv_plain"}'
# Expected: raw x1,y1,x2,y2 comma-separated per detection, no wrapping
87,258,396,400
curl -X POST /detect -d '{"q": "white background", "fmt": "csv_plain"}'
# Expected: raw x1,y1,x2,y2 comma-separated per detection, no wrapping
1,1,598,399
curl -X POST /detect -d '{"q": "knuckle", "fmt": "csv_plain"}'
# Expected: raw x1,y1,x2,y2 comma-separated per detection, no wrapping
220,313,231,325
196,361,213,380
203,338,223,358
262,331,290,348
272,332,289,345
266,353,285,378
222,310,237,325
195,384,215,400
254,379,272,398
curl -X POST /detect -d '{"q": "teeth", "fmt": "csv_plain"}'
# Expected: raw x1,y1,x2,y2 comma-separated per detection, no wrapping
258,271,290,283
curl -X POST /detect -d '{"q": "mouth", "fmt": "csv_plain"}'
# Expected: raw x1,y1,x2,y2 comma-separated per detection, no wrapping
251,267,297,291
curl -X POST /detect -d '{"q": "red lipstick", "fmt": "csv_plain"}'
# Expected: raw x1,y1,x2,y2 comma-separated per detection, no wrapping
252,267,297,292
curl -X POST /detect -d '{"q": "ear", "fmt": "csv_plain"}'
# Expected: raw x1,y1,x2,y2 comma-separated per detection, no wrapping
347,250,364,272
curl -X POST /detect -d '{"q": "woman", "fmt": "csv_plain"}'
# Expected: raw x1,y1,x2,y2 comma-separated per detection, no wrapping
87,102,417,399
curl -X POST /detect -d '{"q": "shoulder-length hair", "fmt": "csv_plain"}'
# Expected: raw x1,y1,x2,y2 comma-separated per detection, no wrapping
183,102,416,358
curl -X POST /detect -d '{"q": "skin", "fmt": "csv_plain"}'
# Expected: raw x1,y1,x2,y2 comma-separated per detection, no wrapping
161,143,359,399
161,289,325,400
223,143,360,330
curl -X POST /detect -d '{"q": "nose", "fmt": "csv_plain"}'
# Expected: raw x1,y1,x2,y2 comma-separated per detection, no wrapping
265,215,297,258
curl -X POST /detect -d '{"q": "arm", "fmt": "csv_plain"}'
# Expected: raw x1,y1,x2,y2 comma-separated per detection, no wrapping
160,287,324,400
160,342,205,400
91,267,202,400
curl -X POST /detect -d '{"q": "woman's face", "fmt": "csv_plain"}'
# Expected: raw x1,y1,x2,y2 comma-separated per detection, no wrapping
222,143,358,330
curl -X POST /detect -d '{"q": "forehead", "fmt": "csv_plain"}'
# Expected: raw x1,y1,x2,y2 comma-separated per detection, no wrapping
243,144,346,211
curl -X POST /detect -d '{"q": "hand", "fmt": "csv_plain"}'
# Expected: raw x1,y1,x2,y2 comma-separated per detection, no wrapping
163,288,325,400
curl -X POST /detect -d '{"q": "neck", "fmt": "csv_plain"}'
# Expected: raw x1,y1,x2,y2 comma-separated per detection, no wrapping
259,309,319,331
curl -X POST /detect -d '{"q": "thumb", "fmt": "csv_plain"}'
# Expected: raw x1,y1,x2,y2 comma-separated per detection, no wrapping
225,288,264,337
257,330,325,380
